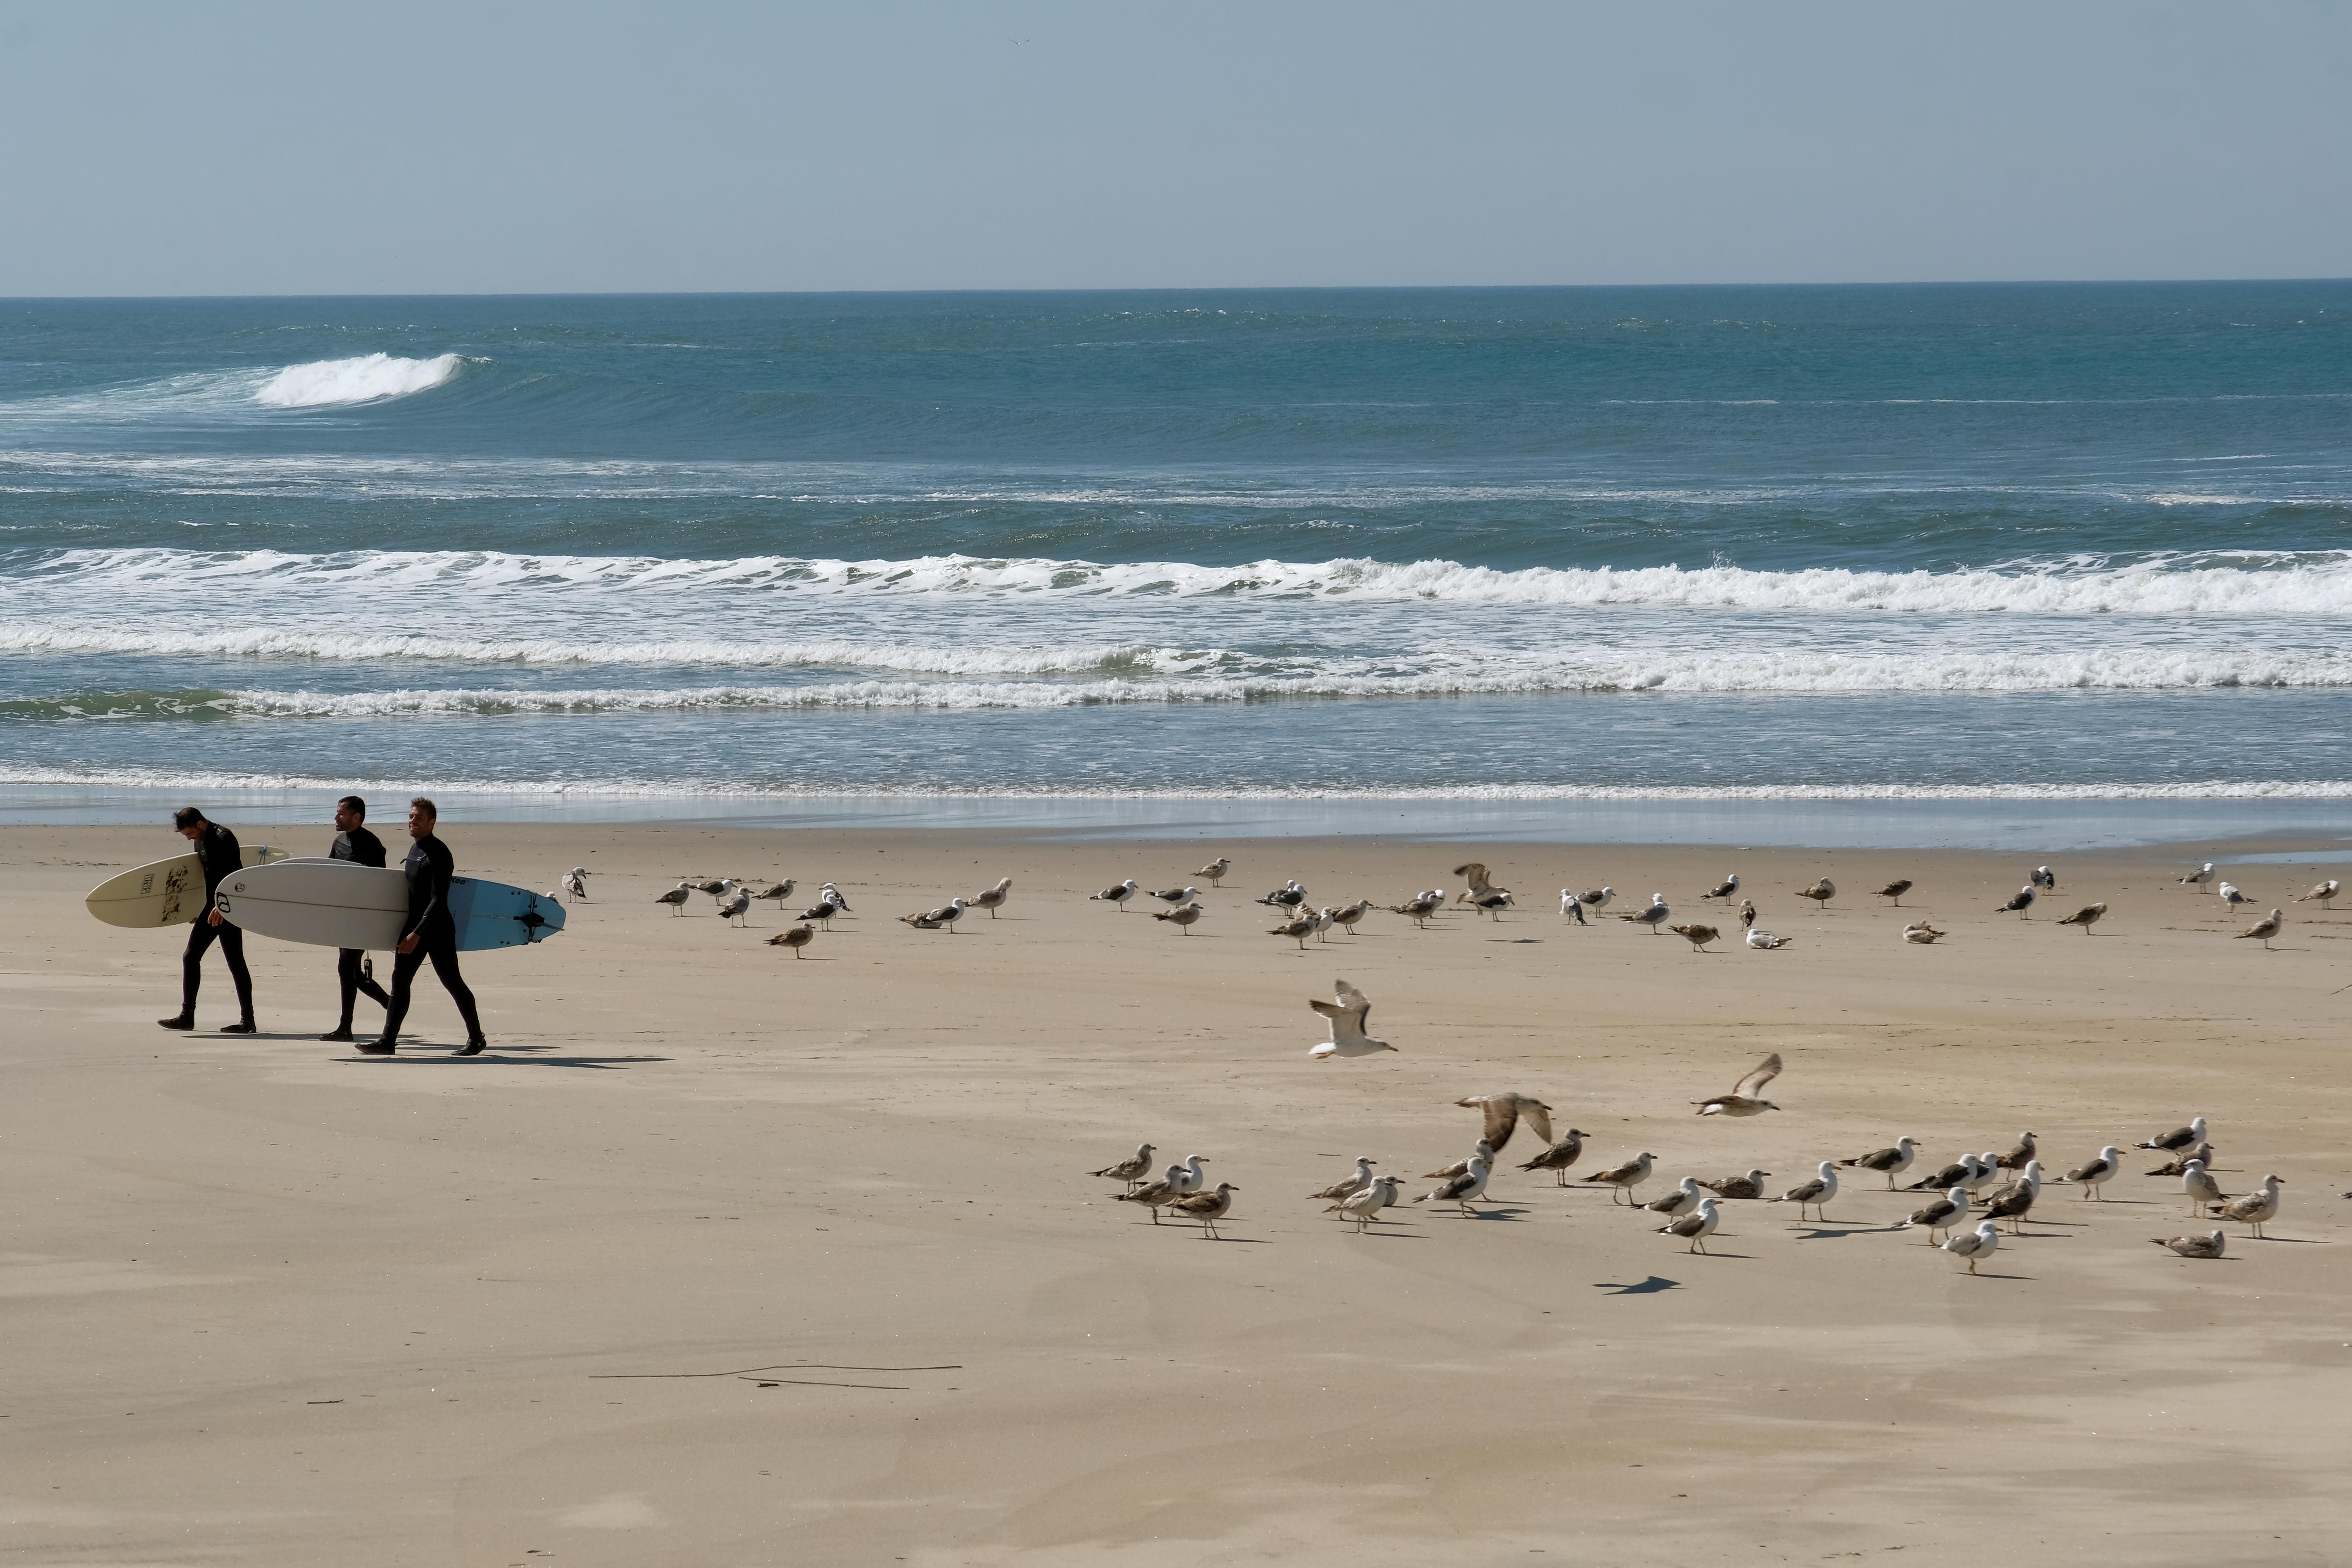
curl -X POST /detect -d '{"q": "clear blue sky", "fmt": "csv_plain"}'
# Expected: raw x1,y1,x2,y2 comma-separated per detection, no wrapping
4,0,2348,295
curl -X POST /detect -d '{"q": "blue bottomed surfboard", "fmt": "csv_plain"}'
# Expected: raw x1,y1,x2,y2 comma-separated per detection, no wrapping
213,860,566,953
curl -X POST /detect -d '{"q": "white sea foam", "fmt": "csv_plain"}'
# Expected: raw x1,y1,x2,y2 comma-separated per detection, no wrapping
16,546,2352,616
0,760,2344,804
252,354,464,408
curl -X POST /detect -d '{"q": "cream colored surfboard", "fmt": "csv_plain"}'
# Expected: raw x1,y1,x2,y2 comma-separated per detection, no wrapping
213,860,411,951
83,845,287,929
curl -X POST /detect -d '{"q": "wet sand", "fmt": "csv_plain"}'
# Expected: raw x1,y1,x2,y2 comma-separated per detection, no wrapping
2,823,2347,1566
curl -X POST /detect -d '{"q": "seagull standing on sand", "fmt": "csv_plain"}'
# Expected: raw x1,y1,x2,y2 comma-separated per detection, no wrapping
1996,885,2036,918
2179,862,2216,887
1582,1151,1656,1203
2151,1230,2227,1259
1270,913,1319,950
1962,1153,2005,1196
1415,1155,1492,1216
1147,885,1199,907
1093,1143,1157,1192
1092,879,1139,911
1559,888,1587,924
797,895,844,927
1693,1053,1782,1116
1516,1129,1589,1185
1641,1176,1705,1219
1793,878,1835,912
1257,880,1307,911
654,882,693,915
1941,1220,2002,1274
2031,866,2057,891
766,924,815,956
1577,886,1617,913
2215,1174,2284,1238
1622,893,1671,933
819,883,851,913
1165,1183,1241,1239
2180,1158,2225,1218
1738,899,1757,930
563,867,590,901
1997,1132,2038,1171
969,877,1012,918
2137,1116,2209,1154
1329,898,1372,935
1152,903,1203,933
1979,1161,2043,1234
899,896,967,932
1875,879,1914,906
2055,901,2107,932
2217,881,2253,912
1906,1152,1980,1192
1116,1163,1189,1223
717,886,752,926
1670,922,1720,954
1902,1186,1970,1241
1330,1175,1402,1232
1310,1157,1378,1204
2236,908,2284,949
1840,1137,1918,1189
2293,878,2340,911
1660,1196,1722,1254
1194,857,1230,888
750,878,795,904
1455,1092,1554,1153
1308,979,1396,1060
1391,892,1444,928
1700,872,1740,900
1770,1162,1838,1221
2063,1146,2123,1198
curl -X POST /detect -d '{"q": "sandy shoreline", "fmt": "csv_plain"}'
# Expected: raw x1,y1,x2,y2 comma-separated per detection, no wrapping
3,821,2348,1565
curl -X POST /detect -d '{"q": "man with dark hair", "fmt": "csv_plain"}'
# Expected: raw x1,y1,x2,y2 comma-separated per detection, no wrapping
159,808,256,1033
364,797,486,1056
320,795,393,1043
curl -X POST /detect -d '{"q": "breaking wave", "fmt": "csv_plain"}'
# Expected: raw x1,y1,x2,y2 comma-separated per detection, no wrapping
252,353,464,408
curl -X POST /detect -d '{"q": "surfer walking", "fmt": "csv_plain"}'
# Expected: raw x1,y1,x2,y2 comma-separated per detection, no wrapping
158,808,256,1034
364,798,487,1056
319,795,394,1043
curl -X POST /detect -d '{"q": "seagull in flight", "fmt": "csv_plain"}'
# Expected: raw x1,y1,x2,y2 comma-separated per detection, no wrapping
1692,1053,1781,1116
1308,979,1396,1060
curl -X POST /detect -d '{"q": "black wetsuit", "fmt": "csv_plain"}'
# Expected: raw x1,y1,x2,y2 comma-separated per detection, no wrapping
180,822,254,1021
329,826,393,1031
376,833,483,1045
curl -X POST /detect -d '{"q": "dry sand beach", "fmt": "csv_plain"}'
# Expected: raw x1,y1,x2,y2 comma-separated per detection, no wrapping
4,822,2349,1566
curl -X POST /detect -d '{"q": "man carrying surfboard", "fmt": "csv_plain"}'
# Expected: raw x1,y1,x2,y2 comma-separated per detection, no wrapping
364,797,487,1056
320,795,394,1043
158,808,256,1034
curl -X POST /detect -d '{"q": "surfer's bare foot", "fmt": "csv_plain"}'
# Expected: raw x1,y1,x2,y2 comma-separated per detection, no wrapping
157,1014,194,1030
220,1020,257,1034
457,1038,487,1056
319,1027,354,1042
358,1040,395,1055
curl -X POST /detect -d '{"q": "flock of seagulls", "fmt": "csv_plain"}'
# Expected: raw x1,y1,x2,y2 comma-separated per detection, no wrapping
608,849,2325,1272
1093,1057,2293,1268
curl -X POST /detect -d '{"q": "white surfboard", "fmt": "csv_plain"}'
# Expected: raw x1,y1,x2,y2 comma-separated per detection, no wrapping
213,860,409,951
84,845,288,929
214,861,568,952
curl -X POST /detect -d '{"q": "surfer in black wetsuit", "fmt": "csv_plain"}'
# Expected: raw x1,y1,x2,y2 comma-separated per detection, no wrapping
158,807,256,1033
363,797,486,1056
319,794,394,1043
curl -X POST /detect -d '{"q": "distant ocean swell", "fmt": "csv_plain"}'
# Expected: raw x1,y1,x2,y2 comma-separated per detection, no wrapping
1,761,2346,804
14,547,2352,615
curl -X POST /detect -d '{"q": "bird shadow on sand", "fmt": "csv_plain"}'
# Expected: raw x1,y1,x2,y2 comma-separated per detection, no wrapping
1955,1271,2035,1281
2249,1235,2325,1243
1593,1275,1681,1294
1787,1224,1882,1240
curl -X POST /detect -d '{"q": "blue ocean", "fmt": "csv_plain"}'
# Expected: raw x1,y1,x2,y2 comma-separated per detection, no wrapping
3,285,2349,829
